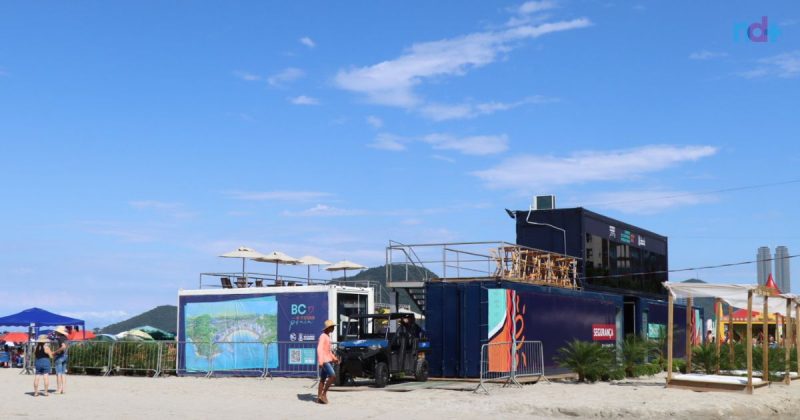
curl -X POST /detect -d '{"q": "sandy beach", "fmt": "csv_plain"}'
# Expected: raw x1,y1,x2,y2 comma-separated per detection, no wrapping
4,369,800,419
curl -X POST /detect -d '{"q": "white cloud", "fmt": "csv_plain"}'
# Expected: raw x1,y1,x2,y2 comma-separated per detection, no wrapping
366,115,384,128
422,133,508,155
282,204,366,217
420,95,557,121
334,17,590,109
473,145,718,190
518,1,557,15
368,133,408,151
225,191,332,201
267,67,305,87
689,50,728,60
300,36,316,48
233,70,261,81
63,310,130,323
582,190,717,215
289,95,320,105
431,154,456,163
740,50,800,79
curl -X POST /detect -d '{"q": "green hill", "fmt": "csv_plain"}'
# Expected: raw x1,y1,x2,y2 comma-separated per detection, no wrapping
100,305,177,335
330,264,436,311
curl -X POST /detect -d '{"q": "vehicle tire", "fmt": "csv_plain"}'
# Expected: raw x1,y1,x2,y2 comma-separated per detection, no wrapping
334,363,344,386
374,362,389,388
414,359,429,382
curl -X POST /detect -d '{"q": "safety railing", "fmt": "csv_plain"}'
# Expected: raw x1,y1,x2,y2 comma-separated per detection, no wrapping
475,340,545,394
387,241,578,289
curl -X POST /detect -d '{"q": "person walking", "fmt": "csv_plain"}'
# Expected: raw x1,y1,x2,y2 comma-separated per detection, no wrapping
316,320,338,404
33,335,54,397
52,326,70,394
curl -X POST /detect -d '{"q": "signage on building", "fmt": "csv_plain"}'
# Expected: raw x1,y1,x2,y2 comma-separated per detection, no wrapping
609,225,646,247
592,324,616,341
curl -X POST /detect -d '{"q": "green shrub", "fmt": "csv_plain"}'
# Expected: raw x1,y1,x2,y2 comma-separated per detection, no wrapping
620,334,660,377
692,343,720,374
671,358,686,373
556,340,615,383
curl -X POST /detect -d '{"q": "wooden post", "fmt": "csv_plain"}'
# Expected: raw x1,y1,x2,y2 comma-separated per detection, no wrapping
715,298,722,373
686,297,693,372
746,290,753,394
729,304,735,368
667,292,674,382
763,296,769,382
796,302,800,377
786,298,792,385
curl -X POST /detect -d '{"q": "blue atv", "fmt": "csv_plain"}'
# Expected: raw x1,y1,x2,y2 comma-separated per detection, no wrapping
336,313,429,388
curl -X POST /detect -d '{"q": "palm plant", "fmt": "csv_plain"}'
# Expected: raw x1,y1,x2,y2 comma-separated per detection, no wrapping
620,334,659,377
555,340,614,382
691,343,720,374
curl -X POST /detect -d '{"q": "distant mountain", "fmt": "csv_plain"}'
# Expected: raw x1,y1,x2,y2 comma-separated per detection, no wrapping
330,264,437,311
100,305,177,335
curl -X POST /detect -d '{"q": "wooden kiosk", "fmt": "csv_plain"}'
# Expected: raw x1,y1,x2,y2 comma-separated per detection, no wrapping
663,282,798,393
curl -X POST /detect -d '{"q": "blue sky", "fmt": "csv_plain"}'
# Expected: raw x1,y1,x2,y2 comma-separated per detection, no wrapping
1,1,798,327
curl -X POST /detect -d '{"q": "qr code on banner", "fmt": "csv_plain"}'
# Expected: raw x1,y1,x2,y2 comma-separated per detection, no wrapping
289,348,302,364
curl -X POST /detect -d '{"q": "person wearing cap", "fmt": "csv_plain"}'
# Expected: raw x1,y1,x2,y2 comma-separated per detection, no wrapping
316,319,338,404
53,326,70,394
33,335,54,397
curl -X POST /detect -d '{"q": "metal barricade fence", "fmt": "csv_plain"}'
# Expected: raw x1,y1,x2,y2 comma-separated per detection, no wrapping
158,341,178,377
475,340,546,394
67,341,114,376
514,341,546,382
476,341,517,394
110,341,162,376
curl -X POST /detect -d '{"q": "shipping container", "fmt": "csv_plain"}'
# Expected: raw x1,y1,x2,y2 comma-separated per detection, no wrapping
176,285,373,376
425,280,692,377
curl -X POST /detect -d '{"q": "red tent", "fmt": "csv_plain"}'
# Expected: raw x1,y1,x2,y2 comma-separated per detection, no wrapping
0,332,30,343
68,330,95,341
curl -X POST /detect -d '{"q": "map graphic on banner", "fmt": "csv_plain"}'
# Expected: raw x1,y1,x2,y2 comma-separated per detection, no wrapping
184,296,278,371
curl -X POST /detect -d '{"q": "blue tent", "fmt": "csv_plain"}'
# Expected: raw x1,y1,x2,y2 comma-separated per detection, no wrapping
0,307,84,328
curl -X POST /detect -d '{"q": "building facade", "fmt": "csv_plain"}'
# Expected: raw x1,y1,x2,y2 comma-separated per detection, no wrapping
513,207,668,297
775,246,791,293
757,246,771,287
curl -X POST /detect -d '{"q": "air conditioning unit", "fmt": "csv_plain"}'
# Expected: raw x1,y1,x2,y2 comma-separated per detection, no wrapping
532,195,556,210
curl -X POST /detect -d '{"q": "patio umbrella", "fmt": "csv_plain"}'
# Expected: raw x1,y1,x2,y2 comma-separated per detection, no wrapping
297,256,331,284
326,260,367,282
219,246,266,277
254,251,300,281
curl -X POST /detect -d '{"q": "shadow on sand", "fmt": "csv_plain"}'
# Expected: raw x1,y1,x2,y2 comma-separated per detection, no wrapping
296,393,318,403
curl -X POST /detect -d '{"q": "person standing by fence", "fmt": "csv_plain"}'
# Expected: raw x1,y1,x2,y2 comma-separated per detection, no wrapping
316,320,338,404
53,326,70,394
33,335,54,396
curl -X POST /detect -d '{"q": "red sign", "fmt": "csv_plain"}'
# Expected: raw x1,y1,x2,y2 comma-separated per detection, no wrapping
592,324,616,341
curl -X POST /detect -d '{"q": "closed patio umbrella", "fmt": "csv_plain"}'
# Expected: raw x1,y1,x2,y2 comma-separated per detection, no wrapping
219,246,266,277
297,256,331,284
326,260,367,282
254,251,300,281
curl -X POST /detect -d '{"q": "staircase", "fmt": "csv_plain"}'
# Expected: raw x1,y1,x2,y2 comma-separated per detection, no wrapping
386,241,431,313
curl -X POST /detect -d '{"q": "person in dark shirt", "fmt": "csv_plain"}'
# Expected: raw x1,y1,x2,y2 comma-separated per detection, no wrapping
33,335,54,396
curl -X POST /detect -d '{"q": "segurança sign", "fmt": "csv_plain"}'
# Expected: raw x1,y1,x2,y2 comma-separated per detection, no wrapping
592,324,616,341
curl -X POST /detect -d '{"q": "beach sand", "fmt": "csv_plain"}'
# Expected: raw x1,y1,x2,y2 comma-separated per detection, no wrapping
4,369,800,419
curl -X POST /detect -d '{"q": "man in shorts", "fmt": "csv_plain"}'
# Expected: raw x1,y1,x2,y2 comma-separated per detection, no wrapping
316,320,338,404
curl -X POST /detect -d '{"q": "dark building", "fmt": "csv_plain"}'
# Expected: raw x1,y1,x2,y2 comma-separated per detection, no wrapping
513,207,669,297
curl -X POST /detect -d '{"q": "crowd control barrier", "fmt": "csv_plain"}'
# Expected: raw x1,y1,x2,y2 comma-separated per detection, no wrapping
475,340,546,394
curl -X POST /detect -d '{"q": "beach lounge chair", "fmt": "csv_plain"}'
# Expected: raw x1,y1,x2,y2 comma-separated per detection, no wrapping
221,277,233,289
235,277,251,288
254,280,264,287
